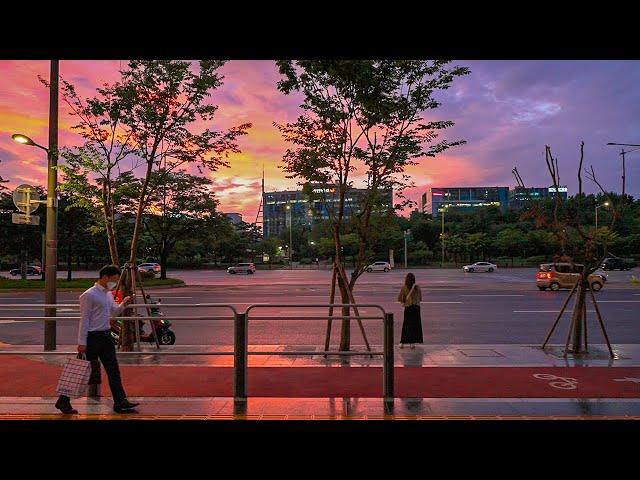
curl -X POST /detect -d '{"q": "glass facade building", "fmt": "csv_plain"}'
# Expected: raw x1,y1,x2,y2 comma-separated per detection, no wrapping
424,187,510,215
509,186,568,209
263,183,393,237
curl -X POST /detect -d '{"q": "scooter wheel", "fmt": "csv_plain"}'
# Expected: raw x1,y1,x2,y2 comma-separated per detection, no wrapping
159,331,176,345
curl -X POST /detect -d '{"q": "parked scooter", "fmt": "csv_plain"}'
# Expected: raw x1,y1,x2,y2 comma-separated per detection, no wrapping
110,295,176,346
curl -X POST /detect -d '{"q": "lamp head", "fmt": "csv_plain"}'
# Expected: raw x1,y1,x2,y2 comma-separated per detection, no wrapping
12,134,35,146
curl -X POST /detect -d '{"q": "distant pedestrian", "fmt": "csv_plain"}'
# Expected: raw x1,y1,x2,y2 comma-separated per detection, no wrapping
397,272,423,349
55,265,140,414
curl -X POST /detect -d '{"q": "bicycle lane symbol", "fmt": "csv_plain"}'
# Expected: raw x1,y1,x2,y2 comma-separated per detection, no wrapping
533,373,578,390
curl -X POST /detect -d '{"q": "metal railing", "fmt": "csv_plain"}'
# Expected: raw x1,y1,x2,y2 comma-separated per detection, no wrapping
0,302,394,405
241,304,393,404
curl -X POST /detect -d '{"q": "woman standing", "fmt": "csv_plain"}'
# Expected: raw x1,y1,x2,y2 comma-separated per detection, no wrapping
397,272,423,348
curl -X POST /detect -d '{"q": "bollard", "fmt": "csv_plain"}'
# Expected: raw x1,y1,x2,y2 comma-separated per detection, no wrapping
234,312,248,405
383,312,394,408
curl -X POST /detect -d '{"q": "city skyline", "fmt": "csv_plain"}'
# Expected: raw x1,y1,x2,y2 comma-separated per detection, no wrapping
1,60,639,218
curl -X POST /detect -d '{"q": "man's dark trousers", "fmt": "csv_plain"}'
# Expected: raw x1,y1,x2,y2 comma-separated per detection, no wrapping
85,330,127,404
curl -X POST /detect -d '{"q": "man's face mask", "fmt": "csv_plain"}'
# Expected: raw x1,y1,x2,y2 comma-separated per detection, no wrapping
106,280,118,290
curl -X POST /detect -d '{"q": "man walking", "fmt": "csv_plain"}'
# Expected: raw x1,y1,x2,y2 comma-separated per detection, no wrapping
55,265,140,414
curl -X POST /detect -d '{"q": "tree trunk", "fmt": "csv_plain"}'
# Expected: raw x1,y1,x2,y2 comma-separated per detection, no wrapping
160,247,168,280
67,247,72,281
102,187,119,266
569,281,588,353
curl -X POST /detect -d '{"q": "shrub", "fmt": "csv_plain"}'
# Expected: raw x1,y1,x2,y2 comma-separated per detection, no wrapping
525,255,547,265
139,270,156,280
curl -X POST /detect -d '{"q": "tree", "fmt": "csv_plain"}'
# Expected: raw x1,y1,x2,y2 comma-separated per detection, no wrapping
58,190,97,280
53,72,142,265
137,170,222,279
276,60,469,350
494,228,526,266
112,60,251,273
0,158,8,193
516,143,621,355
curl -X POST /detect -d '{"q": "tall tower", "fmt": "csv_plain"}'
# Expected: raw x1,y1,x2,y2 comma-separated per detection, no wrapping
254,163,264,232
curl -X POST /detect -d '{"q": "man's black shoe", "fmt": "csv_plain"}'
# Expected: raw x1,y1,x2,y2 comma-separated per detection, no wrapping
55,398,78,415
114,407,139,414
114,399,140,412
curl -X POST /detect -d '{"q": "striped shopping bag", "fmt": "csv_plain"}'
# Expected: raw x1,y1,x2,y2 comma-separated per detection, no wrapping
56,354,91,398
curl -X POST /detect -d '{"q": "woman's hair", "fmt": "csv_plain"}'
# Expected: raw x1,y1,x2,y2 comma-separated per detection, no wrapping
404,272,416,289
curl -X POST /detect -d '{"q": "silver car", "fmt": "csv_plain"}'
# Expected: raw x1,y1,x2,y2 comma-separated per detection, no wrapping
463,262,497,273
227,263,256,274
366,261,391,272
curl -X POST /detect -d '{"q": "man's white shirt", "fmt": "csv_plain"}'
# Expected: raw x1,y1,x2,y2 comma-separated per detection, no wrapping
78,283,126,345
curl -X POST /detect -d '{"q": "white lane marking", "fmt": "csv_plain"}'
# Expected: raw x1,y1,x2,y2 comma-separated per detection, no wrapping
461,294,524,297
514,310,596,313
598,300,640,303
0,320,37,324
422,301,464,304
533,373,578,390
151,296,193,299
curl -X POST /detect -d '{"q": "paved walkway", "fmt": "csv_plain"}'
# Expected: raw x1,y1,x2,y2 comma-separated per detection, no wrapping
1,343,639,419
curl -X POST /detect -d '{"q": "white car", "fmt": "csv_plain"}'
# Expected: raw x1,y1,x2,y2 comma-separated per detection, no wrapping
227,263,256,274
366,261,391,272
139,263,161,273
463,262,497,273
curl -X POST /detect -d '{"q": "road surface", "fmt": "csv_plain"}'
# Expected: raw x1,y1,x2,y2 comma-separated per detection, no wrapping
1,268,638,346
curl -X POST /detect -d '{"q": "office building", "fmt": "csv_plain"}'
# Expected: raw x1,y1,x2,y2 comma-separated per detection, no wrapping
263,183,393,237
423,186,510,216
509,186,568,209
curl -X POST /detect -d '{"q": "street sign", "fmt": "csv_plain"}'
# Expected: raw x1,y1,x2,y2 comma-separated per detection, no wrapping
13,184,41,215
12,213,40,225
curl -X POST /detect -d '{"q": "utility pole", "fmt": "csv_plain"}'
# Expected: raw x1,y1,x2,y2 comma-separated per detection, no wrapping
440,208,445,268
44,60,59,351
404,230,408,269
621,148,626,197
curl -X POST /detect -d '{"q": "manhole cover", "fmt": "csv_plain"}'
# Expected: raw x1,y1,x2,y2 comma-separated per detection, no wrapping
458,349,504,357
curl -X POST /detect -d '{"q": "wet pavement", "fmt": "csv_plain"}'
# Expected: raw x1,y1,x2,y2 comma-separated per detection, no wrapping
1,343,640,419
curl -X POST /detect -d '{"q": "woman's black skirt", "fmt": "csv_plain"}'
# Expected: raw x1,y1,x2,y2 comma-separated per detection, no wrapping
400,305,423,344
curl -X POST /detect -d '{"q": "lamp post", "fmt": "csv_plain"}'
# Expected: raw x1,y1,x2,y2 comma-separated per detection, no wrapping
440,206,446,268
607,143,640,197
286,203,292,270
595,201,609,230
11,62,59,351
403,229,411,269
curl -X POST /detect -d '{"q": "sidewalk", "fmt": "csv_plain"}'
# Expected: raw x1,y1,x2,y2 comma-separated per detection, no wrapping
1,343,640,419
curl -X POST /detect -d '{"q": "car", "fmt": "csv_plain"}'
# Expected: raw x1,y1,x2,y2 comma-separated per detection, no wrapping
536,263,607,291
227,263,256,274
600,257,636,271
9,266,41,276
463,262,497,273
366,261,391,272
138,263,161,273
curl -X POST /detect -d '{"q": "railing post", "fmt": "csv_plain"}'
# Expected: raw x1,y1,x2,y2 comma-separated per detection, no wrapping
234,312,248,406
383,312,394,409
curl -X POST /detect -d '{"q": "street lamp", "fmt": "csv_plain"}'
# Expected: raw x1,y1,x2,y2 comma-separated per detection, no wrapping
11,60,59,351
607,143,640,197
440,205,448,268
285,203,292,270
595,201,609,230
11,134,48,150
